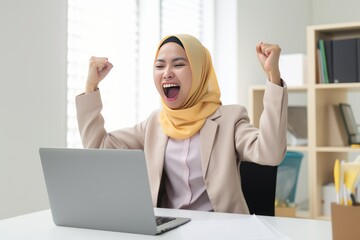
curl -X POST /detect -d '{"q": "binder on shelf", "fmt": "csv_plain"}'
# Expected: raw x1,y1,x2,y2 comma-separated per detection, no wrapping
332,38,358,83
318,37,360,84
317,48,325,84
358,38,360,82
318,40,329,84
324,40,334,83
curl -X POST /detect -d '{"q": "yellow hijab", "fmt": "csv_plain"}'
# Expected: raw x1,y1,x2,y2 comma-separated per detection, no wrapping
155,34,222,139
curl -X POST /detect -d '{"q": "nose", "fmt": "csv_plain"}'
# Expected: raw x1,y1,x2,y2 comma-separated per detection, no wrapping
163,67,174,79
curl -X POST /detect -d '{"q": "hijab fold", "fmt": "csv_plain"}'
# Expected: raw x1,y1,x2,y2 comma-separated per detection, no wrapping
155,34,222,139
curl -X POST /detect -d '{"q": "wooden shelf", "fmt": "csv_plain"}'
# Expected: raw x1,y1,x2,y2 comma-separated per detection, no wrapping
307,22,360,220
296,209,311,219
315,82,360,90
316,147,360,152
287,146,308,152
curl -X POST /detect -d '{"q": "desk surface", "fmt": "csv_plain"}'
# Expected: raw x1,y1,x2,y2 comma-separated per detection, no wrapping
0,208,331,240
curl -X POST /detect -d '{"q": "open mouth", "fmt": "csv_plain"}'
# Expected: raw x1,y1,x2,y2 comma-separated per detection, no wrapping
163,83,180,100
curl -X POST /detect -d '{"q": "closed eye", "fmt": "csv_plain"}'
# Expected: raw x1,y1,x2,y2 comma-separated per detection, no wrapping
154,65,165,69
174,63,185,67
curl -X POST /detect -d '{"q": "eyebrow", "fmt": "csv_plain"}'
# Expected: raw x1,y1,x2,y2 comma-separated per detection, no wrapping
155,57,188,63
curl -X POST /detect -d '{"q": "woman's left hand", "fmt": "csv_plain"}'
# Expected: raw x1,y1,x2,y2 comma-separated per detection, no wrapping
256,42,281,86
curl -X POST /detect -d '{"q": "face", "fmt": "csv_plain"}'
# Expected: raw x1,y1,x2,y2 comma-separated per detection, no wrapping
153,42,192,109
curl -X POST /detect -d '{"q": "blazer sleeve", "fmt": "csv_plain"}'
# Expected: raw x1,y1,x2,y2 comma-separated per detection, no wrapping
75,89,146,149
235,80,288,165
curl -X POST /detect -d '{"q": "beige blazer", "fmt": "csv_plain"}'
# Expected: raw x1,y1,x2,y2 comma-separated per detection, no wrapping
76,81,288,214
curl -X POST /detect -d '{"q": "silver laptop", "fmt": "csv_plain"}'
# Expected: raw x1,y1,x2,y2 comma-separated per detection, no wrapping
39,148,190,235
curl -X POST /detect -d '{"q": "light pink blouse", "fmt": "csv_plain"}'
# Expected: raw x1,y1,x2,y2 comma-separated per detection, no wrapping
161,133,213,211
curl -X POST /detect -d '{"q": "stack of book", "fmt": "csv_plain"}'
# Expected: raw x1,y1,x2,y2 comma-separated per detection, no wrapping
317,38,360,84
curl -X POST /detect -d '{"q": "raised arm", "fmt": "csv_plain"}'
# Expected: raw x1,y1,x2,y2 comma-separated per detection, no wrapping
236,43,287,165
76,57,145,149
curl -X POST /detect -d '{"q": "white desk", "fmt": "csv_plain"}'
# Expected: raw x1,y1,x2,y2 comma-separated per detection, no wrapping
0,208,331,240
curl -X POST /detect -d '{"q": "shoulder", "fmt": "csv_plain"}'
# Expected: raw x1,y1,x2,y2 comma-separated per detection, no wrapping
214,105,249,118
219,105,247,113
148,109,161,118
139,109,161,128
209,105,250,123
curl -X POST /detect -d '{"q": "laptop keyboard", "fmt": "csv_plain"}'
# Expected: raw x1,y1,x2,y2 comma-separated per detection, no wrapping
155,216,176,226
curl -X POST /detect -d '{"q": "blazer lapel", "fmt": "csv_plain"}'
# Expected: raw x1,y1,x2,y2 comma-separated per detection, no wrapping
156,133,168,178
200,108,221,178
148,125,168,182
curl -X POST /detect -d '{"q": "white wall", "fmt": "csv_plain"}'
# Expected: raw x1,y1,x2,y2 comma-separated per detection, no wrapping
0,1,67,219
312,0,360,25
236,0,312,107
213,0,238,104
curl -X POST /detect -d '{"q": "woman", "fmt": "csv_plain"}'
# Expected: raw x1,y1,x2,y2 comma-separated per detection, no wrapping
76,34,287,214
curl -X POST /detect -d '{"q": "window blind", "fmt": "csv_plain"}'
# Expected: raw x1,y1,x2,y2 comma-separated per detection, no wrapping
67,0,138,147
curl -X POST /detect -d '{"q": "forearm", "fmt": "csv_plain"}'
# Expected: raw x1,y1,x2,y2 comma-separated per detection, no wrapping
238,80,288,165
267,70,281,86
76,90,108,148
85,84,99,94
76,89,146,149
258,80,288,163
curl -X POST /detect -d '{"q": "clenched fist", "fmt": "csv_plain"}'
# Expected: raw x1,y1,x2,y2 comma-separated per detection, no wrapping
86,57,113,93
256,42,281,86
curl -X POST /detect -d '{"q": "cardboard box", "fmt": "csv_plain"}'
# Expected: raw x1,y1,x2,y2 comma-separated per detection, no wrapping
331,203,360,240
275,206,297,217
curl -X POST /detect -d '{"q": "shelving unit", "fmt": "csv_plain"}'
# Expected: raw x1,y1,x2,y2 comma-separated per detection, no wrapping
307,22,360,220
249,22,360,219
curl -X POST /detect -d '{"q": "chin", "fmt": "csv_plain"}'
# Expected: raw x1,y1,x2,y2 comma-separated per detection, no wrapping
165,103,179,110
163,101,181,110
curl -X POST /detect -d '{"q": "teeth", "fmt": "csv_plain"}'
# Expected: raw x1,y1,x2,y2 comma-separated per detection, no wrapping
163,83,179,88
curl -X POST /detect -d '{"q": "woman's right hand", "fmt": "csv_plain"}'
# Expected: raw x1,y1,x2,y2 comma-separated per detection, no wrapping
86,57,113,93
